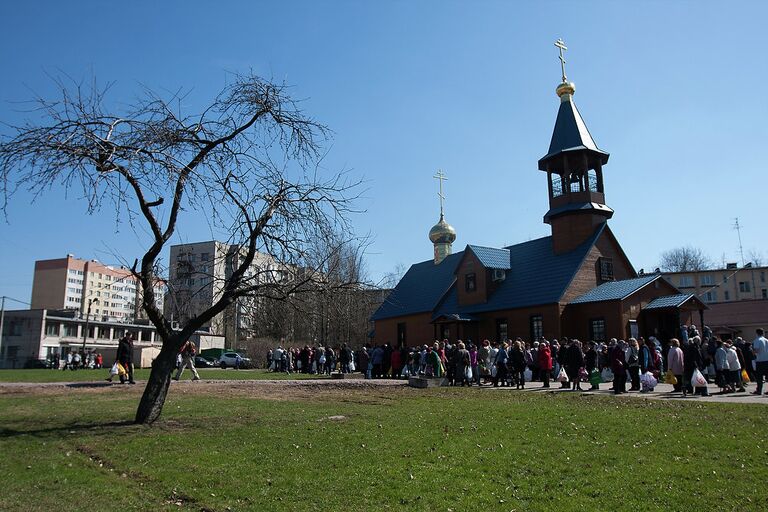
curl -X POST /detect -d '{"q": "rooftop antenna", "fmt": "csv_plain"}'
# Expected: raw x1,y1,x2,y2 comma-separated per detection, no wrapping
734,217,746,267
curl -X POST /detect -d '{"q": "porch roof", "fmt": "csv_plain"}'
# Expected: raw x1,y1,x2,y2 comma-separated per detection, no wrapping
643,293,707,310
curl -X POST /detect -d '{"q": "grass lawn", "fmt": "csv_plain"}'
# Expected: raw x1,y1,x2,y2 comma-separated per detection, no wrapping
0,368,330,383
0,384,765,512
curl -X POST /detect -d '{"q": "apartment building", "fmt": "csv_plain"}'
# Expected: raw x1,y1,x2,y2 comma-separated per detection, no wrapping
0,308,224,369
166,241,282,342
31,255,165,323
661,263,768,304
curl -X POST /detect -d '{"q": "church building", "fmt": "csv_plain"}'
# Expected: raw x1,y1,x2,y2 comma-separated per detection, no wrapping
372,43,706,347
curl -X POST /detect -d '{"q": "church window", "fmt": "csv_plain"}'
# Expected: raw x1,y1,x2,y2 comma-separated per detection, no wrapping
590,318,606,342
397,323,407,347
465,273,476,292
530,315,543,341
550,174,563,197
496,319,508,343
599,257,614,281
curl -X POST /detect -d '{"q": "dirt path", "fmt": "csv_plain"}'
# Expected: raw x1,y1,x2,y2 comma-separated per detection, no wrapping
0,377,765,404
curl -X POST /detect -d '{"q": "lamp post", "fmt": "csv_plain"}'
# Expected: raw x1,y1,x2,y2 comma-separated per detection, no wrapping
81,298,99,354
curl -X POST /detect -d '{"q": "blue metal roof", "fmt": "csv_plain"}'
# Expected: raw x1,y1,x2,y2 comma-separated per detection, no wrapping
644,293,694,310
569,274,660,304
466,245,511,270
371,251,462,320
373,224,607,321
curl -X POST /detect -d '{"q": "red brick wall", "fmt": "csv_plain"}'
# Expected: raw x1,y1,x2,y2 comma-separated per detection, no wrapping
456,251,487,307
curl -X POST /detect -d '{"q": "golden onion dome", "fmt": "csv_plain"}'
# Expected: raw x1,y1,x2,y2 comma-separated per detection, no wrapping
429,215,457,244
556,81,576,98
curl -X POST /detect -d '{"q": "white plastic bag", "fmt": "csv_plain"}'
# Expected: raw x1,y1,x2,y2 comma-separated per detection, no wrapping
601,368,614,382
640,371,658,388
491,365,498,378
349,360,355,372
524,368,533,382
109,362,119,376
691,368,707,388
556,367,569,383
465,366,473,381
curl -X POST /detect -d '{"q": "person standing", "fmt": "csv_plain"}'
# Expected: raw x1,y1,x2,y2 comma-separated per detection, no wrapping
611,340,627,394
493,342,509,387
116,333,136,384
626,338,641,391
510,341,527,389
455,341,471,387
538,341,552,388
173,340,201,381
667,338,685,394
584,341,599,390
567,340,585,391
752,328,768,396
339,343,352,373
725,341,745,393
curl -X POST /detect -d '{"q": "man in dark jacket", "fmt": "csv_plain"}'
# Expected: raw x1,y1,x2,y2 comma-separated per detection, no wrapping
116,333,135,384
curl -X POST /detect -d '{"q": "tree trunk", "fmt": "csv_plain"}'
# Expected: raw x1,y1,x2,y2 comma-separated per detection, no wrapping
134,339,179,424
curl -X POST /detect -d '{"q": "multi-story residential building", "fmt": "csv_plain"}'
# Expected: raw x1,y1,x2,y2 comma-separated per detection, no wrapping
661,263,768,339
31,255,165,323
0,308,224,369
661,263,768,304
166,241,281,343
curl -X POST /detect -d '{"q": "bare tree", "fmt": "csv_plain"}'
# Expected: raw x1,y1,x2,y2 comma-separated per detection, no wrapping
0,74,361,424
659,246,712,272
747,249,765,267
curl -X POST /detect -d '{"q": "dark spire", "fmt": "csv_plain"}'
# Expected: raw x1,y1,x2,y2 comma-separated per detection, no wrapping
537,83,609,172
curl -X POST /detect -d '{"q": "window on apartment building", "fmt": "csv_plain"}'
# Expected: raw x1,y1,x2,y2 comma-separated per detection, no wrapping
590,318,606,342
465,273,476,292
63,324,77,337
761,272,766,283
598,257,614,281
700,274,715,286
679,276,693,287
495,319,508,342
724,291,730,300
739,281,751,293
723,274,728,283
200,252,210,261
762,289,767,299
530,315,544,341
703,291,717,302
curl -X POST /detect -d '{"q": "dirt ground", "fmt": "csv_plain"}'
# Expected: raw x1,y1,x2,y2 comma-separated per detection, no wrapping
0,378,409,403
1,378,766,404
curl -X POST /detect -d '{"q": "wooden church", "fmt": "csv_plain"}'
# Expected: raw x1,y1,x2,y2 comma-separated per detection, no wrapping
372,44,706,347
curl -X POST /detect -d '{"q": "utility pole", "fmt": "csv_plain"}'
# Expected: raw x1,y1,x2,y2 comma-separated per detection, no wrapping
81,298,99,353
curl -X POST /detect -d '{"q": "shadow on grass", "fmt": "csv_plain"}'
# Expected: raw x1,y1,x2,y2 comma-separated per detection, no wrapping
0,419,137,439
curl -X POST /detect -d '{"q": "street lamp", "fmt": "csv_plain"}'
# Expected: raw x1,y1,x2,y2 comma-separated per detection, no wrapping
81,298,100,353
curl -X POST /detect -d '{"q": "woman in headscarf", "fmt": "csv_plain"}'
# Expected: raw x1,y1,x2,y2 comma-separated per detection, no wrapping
667,338,685,393
510,340,527,389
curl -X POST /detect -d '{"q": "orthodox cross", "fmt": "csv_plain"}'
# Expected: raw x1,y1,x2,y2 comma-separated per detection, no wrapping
433,169,447,218
554,38,568,82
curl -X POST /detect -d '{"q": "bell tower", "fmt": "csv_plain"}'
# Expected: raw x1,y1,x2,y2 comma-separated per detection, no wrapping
538,39,613,255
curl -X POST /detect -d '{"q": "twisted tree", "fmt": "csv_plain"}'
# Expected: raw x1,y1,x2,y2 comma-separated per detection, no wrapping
0,74,361,424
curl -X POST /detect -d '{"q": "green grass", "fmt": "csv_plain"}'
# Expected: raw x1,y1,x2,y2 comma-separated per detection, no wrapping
0,368,329,383
0,386,765,511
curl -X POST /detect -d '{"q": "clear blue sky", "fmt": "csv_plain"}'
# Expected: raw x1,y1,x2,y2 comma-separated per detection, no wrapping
1,1,767,304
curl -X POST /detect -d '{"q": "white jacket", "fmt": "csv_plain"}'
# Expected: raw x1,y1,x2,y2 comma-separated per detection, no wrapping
725,347,741,371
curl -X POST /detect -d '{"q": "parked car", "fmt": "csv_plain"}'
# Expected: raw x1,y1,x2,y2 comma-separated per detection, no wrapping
194,356,216,368
219,352,252,369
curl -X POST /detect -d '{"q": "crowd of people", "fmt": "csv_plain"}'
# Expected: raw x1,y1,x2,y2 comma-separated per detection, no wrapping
267,326,768,398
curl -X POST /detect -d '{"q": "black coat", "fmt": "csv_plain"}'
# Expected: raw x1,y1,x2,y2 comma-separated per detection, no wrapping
116,338,132,364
